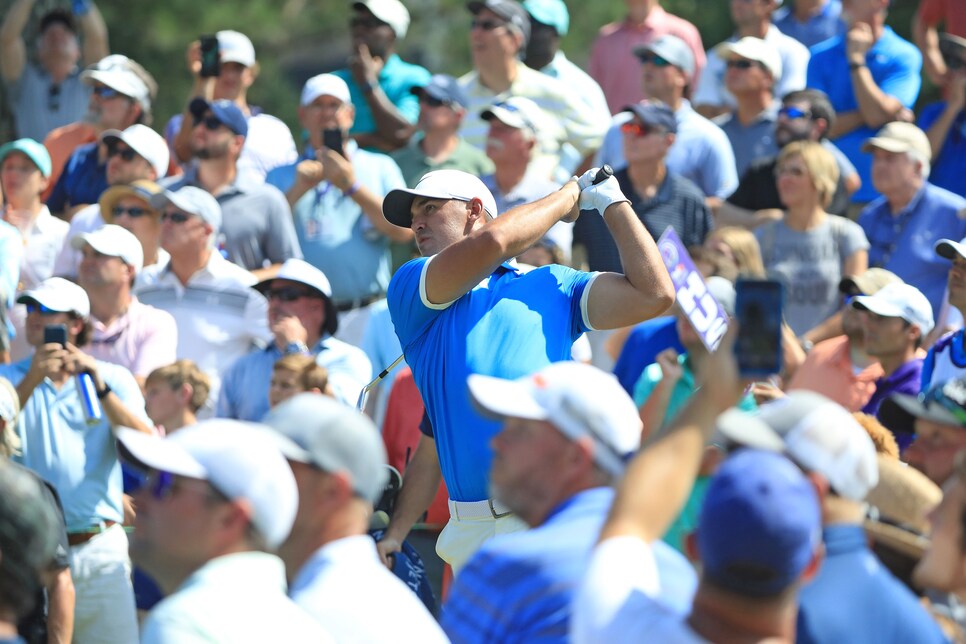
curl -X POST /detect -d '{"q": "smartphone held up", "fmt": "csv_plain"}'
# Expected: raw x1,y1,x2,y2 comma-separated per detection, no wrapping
734,279,784,378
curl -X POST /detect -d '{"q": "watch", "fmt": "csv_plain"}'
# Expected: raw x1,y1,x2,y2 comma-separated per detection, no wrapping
96,382,112,399
285,341,309,355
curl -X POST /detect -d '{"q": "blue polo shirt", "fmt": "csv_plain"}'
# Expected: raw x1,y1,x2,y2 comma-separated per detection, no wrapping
858,182,966,318
388,258,596,501
612,316,682,395
807,27,922,203
773,0,846,49
334,54,431,137
918,102,966,199
45,142,106,214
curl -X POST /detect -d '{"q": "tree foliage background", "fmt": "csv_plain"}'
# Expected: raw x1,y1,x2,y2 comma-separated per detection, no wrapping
0,0,925,143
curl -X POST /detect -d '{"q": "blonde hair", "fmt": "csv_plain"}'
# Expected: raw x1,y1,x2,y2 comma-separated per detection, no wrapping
706,227,767,278
851,412,900,460
0,378,21,458
778,141,840,209
273,354,329,394
145,360,211,413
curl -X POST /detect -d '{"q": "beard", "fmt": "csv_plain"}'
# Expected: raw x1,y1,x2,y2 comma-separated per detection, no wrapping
192,139,231,160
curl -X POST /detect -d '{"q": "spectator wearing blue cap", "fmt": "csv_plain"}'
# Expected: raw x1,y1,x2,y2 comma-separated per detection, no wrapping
161,98,302,282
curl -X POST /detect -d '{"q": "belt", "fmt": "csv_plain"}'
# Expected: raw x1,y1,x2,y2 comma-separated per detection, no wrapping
448,498,512,520
333,294,383,313
67,521,118,546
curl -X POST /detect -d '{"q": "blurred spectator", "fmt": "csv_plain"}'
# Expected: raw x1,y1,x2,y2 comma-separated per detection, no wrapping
589,0,705,114
914,0,966,86
596,35,739,205
694,0,809,120
807,0,922,205
218,258,371,419
772,0,846,48
755,141,868,336
119,421,333,642
262,395,447,641
166,30,296,184
144,360,209,434
712,37,782,177
924,239,966,391
0,0,108,141
334,0,430,151
858,122,966,318
0,218,21,365
268,354,329,409
919,34,966,200
522,0,608,116
443,362,696,641
95,180,165,270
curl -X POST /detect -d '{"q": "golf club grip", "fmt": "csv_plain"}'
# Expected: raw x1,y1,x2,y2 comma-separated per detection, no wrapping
592,165,614,185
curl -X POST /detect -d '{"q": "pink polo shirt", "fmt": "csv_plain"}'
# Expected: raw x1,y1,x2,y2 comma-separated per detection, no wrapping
87,297,178,380
588,6,706,115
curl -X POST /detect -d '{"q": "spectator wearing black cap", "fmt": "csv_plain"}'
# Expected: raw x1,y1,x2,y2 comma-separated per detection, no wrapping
0,0,108,141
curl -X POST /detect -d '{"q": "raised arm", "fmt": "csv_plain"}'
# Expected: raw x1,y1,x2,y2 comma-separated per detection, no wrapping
0,0,34,81
77,1,108,66
347,43,417,151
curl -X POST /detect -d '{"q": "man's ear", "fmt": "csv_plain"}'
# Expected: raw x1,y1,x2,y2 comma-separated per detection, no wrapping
467,197,486,222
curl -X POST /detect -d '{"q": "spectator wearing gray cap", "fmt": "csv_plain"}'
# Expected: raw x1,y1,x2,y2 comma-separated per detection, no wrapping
166,30,296,185
135,187,271,414
458,0,608,182
718,391,947,644
262,394,446,642
0,0,109,141
597,34,739,208
332,0,431,151
118,420,334,643
924,239,966,391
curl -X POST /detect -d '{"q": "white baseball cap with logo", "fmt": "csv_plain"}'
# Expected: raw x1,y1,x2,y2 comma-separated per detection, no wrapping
253,258,333,299
383,169,500,228
100,124,170,179
715,37,783,82
81,54,152,110
300,74,351,107
851,282,935,337
16,277,90,319
70,225,145,274
217,30,256,67
353,0,411,39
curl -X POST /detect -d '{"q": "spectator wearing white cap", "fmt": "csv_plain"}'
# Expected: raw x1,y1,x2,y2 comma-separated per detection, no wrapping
265,73,410,347
716,391,946,644
166,30,296,185
72,225,177,388
0,0,109,142
924,240,966,391
858,122,966,319
135,187,271,414
442,362,696,643
217,258,372,420
118,420,334,643
260,394,445,641
331,0,431,151
0,276,152,644
694,0,809,120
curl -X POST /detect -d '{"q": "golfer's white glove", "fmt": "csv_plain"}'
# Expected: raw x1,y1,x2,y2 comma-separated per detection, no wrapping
580,175,630,216
570,167,602,191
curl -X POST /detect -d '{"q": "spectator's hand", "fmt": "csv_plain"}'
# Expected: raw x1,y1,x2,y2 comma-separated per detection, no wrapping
754,208,784,226
376,535,401,569
348,42,383,88
749,381,785,406
845,23,874,64
294,159,325,190
27,343,69,381
185,40,202,77
656,348,684,384
271,315,309,347
320,147,356,192
64,343,105,390
895,107,915,123
702,323,748,411
579,175,630,216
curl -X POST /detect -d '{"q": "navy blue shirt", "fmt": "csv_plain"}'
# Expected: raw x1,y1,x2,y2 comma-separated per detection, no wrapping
919,102,966,200
45,142,106,214
612,316,682,395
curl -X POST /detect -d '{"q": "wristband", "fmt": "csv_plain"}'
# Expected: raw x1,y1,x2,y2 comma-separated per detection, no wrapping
343,181,361,197
96,382,112,399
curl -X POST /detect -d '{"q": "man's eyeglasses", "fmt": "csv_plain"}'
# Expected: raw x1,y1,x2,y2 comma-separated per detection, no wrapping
471,18,507,31
267,287,317,302
620,122,664,138
25,302,60,316
106,145,138,162
160,211,192,224
112,206,151,219
193,115,224,131
93,85,123,99
779,106,812,120
726,59,759,71
637,53,673,68
48,83,61,111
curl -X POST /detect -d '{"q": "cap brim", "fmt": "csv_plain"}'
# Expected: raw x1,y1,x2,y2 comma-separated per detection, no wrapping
261,429,315,465
466,374,548,422
861,138,910,154
936,239,966,261
864,519,929,559
879,394,963,435
851,295,903,319
713,408,786,452
116,427,208,479
150,190,196,217
15,292,70,313
383,186,455,228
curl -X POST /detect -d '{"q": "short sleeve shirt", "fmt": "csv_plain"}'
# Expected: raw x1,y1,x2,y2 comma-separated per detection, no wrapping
334,54,432,136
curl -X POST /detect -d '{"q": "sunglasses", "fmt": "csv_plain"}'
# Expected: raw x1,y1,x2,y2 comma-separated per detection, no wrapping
48,83,61,111
350,16,388,29
160,211,192,224
25,302,60,315
92,85,123,99
637,53,673,68
471,18,507,31
620,121,664,138
143,470,227,503
267,287,317,302
112,205,151,218
779,106,812,120
420,95,448,108
106,145,138,162
726,59,759,71
193,115,224,131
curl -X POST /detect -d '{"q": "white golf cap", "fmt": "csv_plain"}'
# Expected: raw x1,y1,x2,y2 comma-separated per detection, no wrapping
715,37,783,82
468,361,643,477
481,95,549,138
861,121,932,159
253,258,333,298
353,0,411,39
217,30,256,67
81,54,152,110
150,187,223,234
70,225,144,273
937,238,966,261
100,124,169,179
300,73,351,107
851,282,935,337
117,420,299,549
383,169,500,228
16,277,90,319
716,391,879,501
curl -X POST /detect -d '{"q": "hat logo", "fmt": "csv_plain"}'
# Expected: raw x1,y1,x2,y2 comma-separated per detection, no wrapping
532,373,548,389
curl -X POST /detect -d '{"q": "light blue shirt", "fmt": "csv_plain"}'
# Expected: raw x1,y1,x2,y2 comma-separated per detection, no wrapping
2,359,147,531
334,54,431,137
773,0,846,49
388,258,596,501
216,336,373,421
714,103,781,178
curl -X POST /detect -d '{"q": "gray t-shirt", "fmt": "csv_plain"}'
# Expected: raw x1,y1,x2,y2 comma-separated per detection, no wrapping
6,63,90,142
756,217,869,336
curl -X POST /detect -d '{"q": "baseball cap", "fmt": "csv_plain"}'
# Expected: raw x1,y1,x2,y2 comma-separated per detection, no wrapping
150,186,223,233
838,268,902,297
411,74,468,109
705,276,736,317
698,449,821,597
851,282,935,336
99,180,163,224
70,225,144,273
715,37,783,82
481,96,544,136
633,34,695,77
81,54,152,110
217,30,256,67
467,361,642,476
622,101,678,134
253,258,333,299
878,378,966,436
262,394,389,504
353,0,411,39
383,169,500,228
0,138,52,177
936,238,966,261
188,98,249,137
717,391,879,501
861,122,932,159
468,0,531,46
117,420,298,548
300,73,351,107
522,0,568,36
17,277,90,319
100,124,170,179
864,455,941,558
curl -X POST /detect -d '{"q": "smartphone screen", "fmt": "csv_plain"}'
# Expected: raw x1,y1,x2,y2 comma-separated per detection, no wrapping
43,324,68,347
322,128,344,157
734,279,783,377
199,35,220,78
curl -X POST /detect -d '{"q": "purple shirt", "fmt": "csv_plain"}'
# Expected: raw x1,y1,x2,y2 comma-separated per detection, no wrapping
87,298,178,380
864,358,923,450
